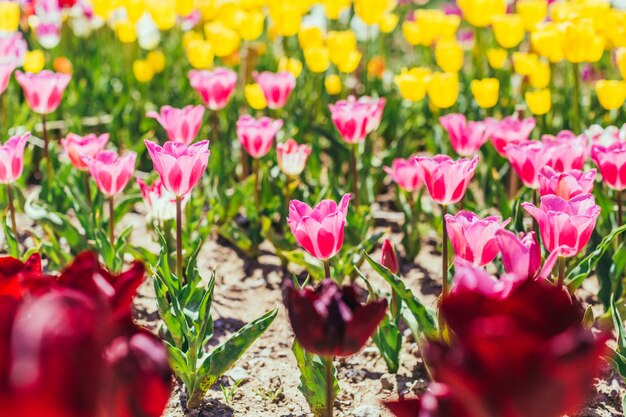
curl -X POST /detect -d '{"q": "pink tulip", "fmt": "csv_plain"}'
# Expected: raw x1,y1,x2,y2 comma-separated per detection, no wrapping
384,157,423,192
0,63,14,96
287,194,351,260
413,155,478,205
584,124,625,147
439,114,491,156
14,70,71,115
277,138,311,177
329,96,385,144
189,68,237,110
504,141,552,189
137,177,186,221
591,142,626,191
0,132,30,184
61,133,109,171
496,230,542,281
538,166,596,199
254,71,296,109
485,116,536,156
451,259,522,300
357,96,386,133
522,194,601,256
82,150,137,197
445,210,510,267
146,105,205,145
542,132,587,172
236,115,283,159
0,33,27,67
144,140,210,197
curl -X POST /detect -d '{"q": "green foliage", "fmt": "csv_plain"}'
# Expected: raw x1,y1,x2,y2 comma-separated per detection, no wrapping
292,341,338,417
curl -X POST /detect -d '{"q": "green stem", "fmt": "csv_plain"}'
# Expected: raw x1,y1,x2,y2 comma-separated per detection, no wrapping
254,158,260,209
324,259,331,279
84,172,92,207
572,62,581,133
42,114,52,187
108,196,115,248
557,257,566,287
324,356,335,417
618,189,623,228
176,195,183,282
351,144,359,206
7,184,17,241
441,204,449,297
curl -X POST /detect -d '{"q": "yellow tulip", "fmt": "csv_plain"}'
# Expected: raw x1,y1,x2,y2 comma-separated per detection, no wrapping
23,50,45,74
596,80,626,110
492,14,525,49
125,0,146,23
278,57,303,78
337,50,362,74
304,47,331,73
323,0,351,20
196,0,218,21
471,78,499,108
186,39,214,69
562,22,605,64
325,74,342,95
516,0,547,31
457,0,507,28
487,48,507,69
525,89,551,115
440,15,461,40
245,83,267,110
298,26,324,50
91,0,119,20
148,0,177,31
327,30,357,65
115,21,137,44
354,0,389,25
269,3,302,37
617,48,626,80
394,67,431,102
239,10,265,41
133,60,155,83
529,60,550,89
414,10,446,46
513,52,538,76
427,72,459,109
182,31,202,49
204,22,241,57
215,4,246,31
378,13,399,33
0,1,19,32
176,0,194,16
435,40,464,73
530,24,564,63
147,50,166,74
402,21,423,46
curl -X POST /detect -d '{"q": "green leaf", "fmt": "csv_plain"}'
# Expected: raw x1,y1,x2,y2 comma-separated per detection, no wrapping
196,307,278,395
372,315,402,374
364,252,438,339
292,340,338,417
2,216,19,258
24,194,85,253
166,342,192,392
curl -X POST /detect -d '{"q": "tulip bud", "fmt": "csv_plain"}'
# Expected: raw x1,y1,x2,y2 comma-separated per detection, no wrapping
244,83,268,110
394,67,431,102
492,14,525,49
133,59,154,83
470,78,499,109
517,0,548,31
595,80,626,111
525,88,551,115
487,48,507,69
381,240,399,274
427,72,459,109
324,74,341,95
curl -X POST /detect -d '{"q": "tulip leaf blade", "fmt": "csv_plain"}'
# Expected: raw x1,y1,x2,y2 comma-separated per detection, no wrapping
2,215,19,258
292,340,338,417
364,252,438,339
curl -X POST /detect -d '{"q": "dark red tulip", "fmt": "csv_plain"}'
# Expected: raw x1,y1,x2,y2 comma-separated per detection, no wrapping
285,279,387,357
0,252,172,417
381,239,399,274
386,279,609,417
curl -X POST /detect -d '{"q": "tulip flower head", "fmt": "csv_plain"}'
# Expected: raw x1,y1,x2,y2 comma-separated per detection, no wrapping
445,210,510,267
287,194,351,261
0,63,14,95
284,279,387,357
144,140,210,197
542,131,588,172
439,113,491,156
538,166,596,200
0,132,29,184
591,142,626,190
413,155,479,205
504,141,552,189
61,133,109,171
189,68,237,110
254,71,296,110
496,229,544,281
147,105,205,145
329,96,385,144
236,115,283,159
522,194,601,256
82,150,137,197
381,239,399,274
584,124,625,147
485,116,536,156
14,70,71,115
276,138,311,177
384,157,423,192
137,177,187,222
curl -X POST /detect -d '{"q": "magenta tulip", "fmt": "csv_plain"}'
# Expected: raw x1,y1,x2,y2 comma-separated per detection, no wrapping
440,113,491,156
0,132,29,184
538,166,596,200
0,33,27,67
504,141,552,189
357,95,386,133
542,132,587,172
277,138,311,177
61,133,109,171
82,150,136,197
287,194,351,261
329,97,380,144
254,70,296,109
14,70,71,115
189,68,237,110
0,63,14,96
445,210,510,267
522,194,601,256
147,105,205,145
591,142,626,191
451,258,523,300
144,140,210,197
496,230,543,280
236,114,283,159
384,157,423,192
413,155,478,205
485,116,536,156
